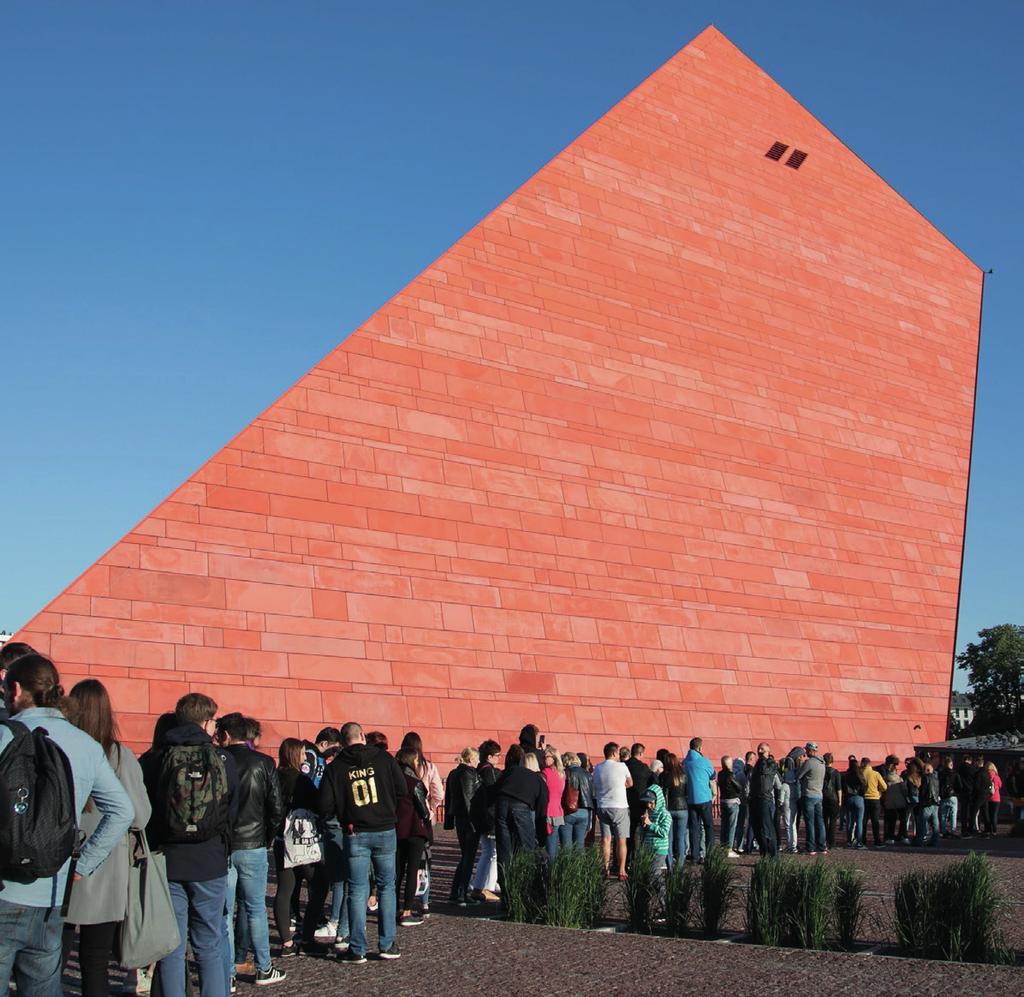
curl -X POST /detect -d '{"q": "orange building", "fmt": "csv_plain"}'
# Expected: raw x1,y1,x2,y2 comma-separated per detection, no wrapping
14,27,982,766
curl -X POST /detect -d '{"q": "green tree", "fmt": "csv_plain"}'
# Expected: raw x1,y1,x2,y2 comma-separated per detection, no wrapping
957,625,1024,735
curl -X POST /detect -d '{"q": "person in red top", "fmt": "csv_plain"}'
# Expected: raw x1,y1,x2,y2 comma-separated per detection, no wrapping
541,745,567,859
982,762,1003,835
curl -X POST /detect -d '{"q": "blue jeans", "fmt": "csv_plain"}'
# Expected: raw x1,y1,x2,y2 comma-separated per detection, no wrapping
345,830,397,957
802,795,825,852
564,808,590,847
667,810,688,867
162,876,229,997
939,797,958,835
0,898,64,997
784,786,801,851
719,799,739,849
734,802,748,851
917,804,939,846
225,847,272,973
688,802,713,860
545,820,569,859
846,795,865,846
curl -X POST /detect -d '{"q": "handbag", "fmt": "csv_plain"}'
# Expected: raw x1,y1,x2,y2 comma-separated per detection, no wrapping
414,842,431,899
562,779,580,815
282,809,325,868
116,831,181,969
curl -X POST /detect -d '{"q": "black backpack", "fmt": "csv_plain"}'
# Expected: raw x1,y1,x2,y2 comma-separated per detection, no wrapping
823,769,840,805
0,720,78,882
157,742,231,843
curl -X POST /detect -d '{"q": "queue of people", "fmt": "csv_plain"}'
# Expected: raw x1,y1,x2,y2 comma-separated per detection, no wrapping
2,639,1023,996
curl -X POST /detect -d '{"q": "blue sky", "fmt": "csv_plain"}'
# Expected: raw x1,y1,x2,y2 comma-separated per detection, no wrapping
2,3,1020,690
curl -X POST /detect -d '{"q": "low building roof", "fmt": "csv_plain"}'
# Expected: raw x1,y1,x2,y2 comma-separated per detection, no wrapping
916,730,1024,754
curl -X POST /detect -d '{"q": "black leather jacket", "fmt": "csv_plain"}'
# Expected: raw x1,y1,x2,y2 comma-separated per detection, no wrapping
444,763,482,827
565,765,595,810
225,744,284,850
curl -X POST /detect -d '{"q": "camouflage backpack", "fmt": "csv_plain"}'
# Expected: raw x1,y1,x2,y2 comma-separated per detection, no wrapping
158,743,230,844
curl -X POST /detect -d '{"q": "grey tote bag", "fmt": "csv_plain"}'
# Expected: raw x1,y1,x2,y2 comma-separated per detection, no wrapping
117,831,180,968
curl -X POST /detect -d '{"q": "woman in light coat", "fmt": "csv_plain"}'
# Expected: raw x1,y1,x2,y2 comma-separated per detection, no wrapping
63,680,151,997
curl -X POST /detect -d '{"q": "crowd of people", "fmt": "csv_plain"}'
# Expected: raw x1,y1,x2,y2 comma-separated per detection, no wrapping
1,640,1022,997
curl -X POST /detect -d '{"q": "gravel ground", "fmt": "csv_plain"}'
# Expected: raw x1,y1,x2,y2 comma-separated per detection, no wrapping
64,829,1024,996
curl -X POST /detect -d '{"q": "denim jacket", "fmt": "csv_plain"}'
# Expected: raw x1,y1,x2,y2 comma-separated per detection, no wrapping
0,708,133,908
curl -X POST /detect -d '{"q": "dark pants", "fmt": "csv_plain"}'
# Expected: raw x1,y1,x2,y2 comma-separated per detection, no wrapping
864,799,882,845
984,801,999,834
495,799,536,895
301,824,347,944
884,807,908,841
451,817,480,901
734,802,749,851
687,802,713,860
750,798,777,857
959,794,974,835
61,920,118,997
971,799,988,834
273,840,315,945
823,799,840,849
396,836,428,912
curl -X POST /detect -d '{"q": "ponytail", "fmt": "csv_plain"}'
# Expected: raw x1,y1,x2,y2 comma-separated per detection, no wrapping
4,653,69,712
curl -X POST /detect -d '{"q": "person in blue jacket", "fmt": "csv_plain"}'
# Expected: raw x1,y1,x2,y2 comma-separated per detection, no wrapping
0,654,133,997
683,737,716,863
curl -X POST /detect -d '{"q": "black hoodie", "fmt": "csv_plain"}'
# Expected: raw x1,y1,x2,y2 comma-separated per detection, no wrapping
518,724,545,769
141,722,239,882
318,742,407,833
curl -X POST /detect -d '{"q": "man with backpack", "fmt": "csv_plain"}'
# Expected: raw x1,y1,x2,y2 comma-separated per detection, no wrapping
747,742,779,857
0,641,34,720
0,653,133,996
142,693,238,997
318,721,407,964
217,713,285,987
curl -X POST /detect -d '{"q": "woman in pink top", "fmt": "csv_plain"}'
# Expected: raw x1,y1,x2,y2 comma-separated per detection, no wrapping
541,745,567,858
983,762,1003,835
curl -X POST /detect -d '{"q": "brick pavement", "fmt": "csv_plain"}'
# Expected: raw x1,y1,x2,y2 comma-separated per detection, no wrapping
66,830,1024,995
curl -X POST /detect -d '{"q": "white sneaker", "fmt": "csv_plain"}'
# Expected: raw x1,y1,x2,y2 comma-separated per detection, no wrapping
255,967,286,986
314,919,338,941
727,850,740,858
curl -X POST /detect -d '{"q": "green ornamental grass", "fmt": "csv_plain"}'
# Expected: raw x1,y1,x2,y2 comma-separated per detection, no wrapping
698,845,738,937
544,845,607,929
502,848,545,924
624,842,663,934
893,853,1012,964
664,860,698,937
745,854,792,946
783,859,834,950
832,863,866,951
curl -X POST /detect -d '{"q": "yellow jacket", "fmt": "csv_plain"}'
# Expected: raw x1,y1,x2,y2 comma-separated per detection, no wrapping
862,765,886,801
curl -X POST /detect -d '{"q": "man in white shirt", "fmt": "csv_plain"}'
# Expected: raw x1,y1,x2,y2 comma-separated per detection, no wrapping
591,741,633,879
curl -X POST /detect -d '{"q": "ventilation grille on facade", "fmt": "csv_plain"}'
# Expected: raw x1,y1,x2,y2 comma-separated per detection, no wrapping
785,149,808,170
765,141,788,161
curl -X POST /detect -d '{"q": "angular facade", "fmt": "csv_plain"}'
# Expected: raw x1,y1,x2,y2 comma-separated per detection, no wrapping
15,27,982,765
